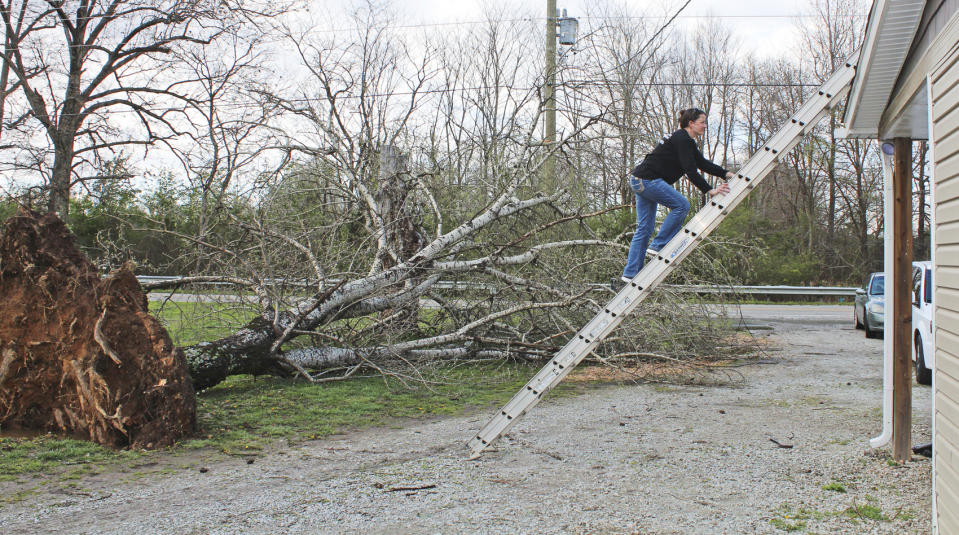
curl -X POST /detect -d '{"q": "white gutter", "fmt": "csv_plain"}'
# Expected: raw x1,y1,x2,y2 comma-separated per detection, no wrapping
870,139,895,449
927,73,938,535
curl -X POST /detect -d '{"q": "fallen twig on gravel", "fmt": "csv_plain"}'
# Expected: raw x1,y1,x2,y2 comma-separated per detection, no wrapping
512,436,564,460
769,438,793,449
386,484,436,492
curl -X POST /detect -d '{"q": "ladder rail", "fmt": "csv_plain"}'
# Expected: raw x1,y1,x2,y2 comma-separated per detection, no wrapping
467,52,860,456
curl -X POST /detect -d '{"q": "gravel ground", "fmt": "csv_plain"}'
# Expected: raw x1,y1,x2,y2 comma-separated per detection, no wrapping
2,306,933,534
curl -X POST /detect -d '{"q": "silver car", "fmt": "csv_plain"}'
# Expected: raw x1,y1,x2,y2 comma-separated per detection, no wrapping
855,272,884,339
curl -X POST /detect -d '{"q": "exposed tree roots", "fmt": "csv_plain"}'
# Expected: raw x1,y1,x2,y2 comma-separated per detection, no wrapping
0,209,195,448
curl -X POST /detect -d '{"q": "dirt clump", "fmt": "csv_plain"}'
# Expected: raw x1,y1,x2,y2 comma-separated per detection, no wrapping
0,208,195,448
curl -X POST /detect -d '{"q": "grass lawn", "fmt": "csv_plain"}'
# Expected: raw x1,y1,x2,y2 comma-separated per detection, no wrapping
150,300,258,347
1,297,753,486
1,301,577,483
181,360,563,454
0,361,555,484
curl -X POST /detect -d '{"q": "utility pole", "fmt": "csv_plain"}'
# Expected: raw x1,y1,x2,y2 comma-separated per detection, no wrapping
544,0,557,185
543,3,578,185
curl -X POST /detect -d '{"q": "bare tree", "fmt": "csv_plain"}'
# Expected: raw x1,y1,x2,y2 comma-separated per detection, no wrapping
798,0,866,239
834,138,881,272
0,0,280,215
688,21,740,168
0,0,33,141
136,5,610,389
736,57,787,220
735,58,824,253
914,140,930,257
571,1,672,206
167,30,284,266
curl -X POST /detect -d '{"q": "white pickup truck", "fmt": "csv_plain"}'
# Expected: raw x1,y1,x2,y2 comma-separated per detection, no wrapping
912,260,933,385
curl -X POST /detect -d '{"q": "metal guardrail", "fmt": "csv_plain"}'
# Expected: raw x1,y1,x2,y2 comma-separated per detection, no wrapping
136,275,858,297
138,275,193,284
670,284,857,296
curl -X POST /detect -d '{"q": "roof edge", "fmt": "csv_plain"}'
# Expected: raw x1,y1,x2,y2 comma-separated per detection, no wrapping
843,0,887,128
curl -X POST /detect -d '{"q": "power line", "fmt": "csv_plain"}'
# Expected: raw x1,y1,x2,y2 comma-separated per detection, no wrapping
6,11,863,30
566,81,817,88
307,13,866,33
17,79,821,119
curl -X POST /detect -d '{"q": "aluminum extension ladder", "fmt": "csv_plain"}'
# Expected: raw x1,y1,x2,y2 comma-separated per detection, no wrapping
467,51,860,458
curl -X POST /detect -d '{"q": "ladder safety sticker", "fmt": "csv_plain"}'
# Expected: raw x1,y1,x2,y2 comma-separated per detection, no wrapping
669,238,690,259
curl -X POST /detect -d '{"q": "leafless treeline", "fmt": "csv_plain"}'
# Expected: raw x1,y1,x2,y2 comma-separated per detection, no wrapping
0,0,925,386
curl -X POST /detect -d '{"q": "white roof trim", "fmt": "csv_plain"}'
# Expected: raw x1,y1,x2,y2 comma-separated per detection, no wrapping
843,0,927,138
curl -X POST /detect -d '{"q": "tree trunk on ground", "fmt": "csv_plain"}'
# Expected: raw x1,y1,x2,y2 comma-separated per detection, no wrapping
182,315,297,391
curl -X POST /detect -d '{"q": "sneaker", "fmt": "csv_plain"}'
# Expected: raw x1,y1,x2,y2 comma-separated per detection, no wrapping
645,248,659,259
610,276,631,291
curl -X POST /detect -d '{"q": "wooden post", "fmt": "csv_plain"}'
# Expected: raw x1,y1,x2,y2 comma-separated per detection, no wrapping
892,137,913,462
544,0,556,184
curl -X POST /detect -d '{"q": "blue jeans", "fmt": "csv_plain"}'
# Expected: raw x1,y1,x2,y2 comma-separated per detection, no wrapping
622,177,690,279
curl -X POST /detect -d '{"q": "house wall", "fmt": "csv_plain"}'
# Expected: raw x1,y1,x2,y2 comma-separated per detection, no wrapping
930,35,959,534
911,0,959,62
898,0,959,101
882,0,959,136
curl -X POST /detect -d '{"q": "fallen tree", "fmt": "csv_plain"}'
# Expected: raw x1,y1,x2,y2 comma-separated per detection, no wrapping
136,10,750,391
162,183,620,390
145,150,747,391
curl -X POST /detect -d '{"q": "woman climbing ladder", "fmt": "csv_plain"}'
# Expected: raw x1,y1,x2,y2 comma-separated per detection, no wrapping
614,108,733,290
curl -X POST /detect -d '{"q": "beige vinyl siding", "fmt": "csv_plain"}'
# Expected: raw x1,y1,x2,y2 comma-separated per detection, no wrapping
938,264,959,288
940,196,959,222
939,248,959,266
939,455,959,533
938,174,959,203
932,39,959,534
902,0,959,94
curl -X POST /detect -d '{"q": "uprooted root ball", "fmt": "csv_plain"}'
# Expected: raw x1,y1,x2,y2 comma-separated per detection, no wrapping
0,208,195,448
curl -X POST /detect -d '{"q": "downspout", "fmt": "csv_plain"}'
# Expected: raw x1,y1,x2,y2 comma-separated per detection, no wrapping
926,73,938,534
870,139,895,449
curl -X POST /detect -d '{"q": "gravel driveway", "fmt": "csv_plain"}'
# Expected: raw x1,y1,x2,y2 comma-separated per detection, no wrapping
2,305,933,534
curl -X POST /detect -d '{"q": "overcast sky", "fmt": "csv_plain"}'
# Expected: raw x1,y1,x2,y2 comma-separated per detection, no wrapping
375,0,864,60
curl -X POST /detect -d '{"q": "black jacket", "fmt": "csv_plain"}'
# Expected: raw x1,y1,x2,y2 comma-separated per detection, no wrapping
630,129,728,194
